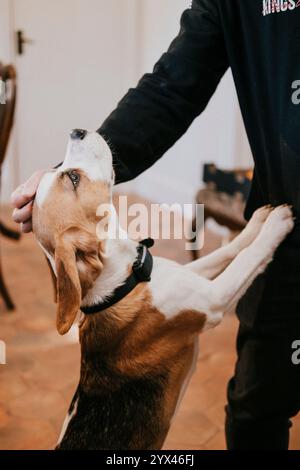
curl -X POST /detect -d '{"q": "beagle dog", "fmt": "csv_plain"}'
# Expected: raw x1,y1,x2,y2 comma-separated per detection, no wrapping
32,129,294,450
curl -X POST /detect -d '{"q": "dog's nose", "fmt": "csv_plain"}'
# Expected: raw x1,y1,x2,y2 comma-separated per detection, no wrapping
70,129,87,140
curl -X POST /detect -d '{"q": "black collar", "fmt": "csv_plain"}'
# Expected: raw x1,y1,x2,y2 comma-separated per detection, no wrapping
80,238,154,315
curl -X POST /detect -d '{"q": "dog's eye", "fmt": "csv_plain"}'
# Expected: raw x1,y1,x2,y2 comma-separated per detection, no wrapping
67,171,80,188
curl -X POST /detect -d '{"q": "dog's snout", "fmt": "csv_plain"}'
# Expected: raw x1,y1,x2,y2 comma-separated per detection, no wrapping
70,129,87,141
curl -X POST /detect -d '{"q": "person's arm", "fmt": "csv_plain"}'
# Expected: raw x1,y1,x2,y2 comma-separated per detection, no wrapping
98,0,228,184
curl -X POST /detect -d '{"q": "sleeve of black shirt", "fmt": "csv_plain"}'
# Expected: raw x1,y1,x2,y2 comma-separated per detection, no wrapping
98,0,229,184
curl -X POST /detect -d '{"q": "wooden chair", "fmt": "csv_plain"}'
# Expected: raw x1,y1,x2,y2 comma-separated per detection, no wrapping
0,63,20,310
190,164,252,261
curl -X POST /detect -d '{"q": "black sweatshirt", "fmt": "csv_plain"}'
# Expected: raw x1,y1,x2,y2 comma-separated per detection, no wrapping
98,0,300,230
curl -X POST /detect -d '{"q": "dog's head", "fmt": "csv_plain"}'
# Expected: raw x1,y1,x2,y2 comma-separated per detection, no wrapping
33,130,114,335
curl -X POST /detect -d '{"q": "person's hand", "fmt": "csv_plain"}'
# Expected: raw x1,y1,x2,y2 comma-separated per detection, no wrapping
11,170,47,233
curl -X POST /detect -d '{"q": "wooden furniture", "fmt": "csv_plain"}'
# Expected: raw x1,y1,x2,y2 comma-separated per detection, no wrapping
190,164,253,261
0,63,20,310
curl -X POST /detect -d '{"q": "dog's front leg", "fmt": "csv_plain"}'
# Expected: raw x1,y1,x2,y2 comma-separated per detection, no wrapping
187,206,272,279
207,205,294,314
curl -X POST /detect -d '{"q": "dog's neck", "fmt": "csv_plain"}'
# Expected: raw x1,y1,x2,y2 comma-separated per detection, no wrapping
81,204,138,308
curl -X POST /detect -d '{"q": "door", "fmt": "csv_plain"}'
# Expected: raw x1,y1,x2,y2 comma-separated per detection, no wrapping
12,0,138,183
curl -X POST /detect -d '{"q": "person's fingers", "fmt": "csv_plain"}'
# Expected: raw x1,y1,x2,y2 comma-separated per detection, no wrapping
11,170,46,209
11,191,32,210
11,169,47,234
21,220,33,234
12,201,33,224
10,184,28,209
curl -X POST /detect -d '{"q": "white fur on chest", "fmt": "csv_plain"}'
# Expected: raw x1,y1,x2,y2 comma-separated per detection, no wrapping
149,257,222,329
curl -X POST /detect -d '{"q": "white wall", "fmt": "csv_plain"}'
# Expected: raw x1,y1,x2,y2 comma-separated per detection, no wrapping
128,0,253,205
0,0,13,85
13,0,140,183
1,0,140,202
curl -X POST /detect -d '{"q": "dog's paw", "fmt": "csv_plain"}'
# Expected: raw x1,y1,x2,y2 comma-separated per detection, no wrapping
259,204,294,248
234,205,273,250
250,205,274,224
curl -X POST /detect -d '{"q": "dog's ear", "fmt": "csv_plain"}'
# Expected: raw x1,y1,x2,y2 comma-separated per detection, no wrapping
55,232,81,335
55,227,103,335
44,256,58,303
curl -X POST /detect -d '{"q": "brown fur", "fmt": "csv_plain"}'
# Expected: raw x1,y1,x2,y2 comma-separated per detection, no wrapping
78,284,206,441
33,170,109,334
33,167,207,449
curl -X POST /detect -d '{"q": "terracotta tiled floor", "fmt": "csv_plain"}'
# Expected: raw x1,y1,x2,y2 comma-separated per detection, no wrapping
1,201,300,450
